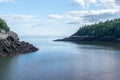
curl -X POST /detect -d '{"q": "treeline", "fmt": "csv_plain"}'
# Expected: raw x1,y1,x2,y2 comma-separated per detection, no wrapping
0,18,10,32
73,19,120,37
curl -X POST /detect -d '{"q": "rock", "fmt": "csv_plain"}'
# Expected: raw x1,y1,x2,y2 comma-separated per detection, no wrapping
98,36,117,42
54,35,120,43
8,31,19,41
54,36,97,41
0,32,39,57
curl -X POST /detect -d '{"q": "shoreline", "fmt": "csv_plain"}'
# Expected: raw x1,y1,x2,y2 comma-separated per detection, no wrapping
54,36,120,43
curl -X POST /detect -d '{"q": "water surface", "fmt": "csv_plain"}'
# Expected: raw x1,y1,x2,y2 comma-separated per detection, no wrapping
0,36,120,80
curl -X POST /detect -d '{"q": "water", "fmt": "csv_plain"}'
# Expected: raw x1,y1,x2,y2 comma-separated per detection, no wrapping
0,36,120,80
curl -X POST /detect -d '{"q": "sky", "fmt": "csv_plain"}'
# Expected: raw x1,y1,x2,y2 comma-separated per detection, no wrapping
0,0,120,36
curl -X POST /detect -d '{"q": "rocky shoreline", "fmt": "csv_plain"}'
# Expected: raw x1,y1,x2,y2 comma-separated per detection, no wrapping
0,31,38,57
54,36,120,43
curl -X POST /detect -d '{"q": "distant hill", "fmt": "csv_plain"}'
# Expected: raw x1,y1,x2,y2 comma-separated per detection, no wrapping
0,18,10,32
73,19,120,37
55,19,120,42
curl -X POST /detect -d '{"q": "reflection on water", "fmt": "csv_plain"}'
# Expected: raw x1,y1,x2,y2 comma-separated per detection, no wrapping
0,36,120,80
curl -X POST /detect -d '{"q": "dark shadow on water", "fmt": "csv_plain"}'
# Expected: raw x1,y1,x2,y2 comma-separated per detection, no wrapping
61,41,120,50
0,57,13,80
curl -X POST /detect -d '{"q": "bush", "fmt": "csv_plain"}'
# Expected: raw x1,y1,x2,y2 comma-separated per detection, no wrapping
0,18,10,32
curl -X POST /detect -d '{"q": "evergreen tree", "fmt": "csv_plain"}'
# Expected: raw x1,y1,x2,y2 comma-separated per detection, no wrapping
73,19,120,37
0,18,10,32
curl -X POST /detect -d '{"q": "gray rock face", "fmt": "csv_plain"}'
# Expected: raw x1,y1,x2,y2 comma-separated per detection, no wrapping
8,31,19,40
0,32,39,57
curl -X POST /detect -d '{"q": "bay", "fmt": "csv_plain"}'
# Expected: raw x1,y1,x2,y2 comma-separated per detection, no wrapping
0,36,120,80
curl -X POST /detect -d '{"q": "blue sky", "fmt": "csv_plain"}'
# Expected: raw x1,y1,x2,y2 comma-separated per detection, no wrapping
0,0,120,36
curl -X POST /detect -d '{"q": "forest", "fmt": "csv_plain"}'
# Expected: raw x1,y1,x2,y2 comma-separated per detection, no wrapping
73,19,120,37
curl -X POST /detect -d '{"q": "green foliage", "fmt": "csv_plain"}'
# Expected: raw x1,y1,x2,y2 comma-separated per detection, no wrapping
0,18,10,32
73,19,120,37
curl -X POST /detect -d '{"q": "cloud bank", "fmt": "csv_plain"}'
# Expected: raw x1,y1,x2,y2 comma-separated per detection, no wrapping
0,0,15,3
49,0,120,26
0,13,39,28
1,14,34,22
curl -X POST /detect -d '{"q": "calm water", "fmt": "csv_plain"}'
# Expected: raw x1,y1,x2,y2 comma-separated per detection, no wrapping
0,36,120,80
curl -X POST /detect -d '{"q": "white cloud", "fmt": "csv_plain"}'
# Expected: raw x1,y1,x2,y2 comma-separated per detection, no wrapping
72,0,120,9
0,14,35,24
49,0,120,26
69,0,120,24
49,14,63,19
49,8,120,25
0,13,39,28
72,0,96,8
0,0,15,3
66,9,119,19
97,0,119,9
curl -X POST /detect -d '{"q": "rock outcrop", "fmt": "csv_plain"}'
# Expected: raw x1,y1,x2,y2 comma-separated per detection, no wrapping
0,32,38,57
8,31,19,40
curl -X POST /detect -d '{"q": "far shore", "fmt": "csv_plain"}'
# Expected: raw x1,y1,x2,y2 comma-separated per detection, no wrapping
54,35,120,43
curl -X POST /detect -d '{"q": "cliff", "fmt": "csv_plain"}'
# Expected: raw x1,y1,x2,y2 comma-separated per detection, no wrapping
0,18,38,56
0,31,38,56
